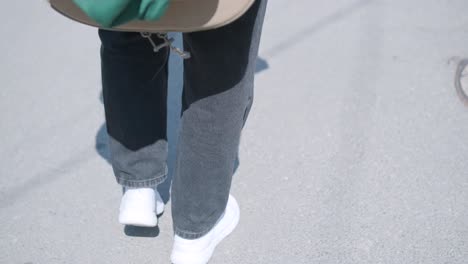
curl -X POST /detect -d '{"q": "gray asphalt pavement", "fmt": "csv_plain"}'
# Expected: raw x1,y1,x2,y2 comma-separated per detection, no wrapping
1,0,468,263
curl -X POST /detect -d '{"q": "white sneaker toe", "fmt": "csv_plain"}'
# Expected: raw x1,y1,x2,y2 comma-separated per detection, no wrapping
170,194,240,264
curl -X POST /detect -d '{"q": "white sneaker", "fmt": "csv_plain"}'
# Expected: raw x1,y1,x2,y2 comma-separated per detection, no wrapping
170,194,240,264
118,187,165,227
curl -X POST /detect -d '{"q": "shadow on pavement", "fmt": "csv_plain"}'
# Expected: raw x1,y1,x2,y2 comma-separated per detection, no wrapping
124,225,160,237
262,0,372,59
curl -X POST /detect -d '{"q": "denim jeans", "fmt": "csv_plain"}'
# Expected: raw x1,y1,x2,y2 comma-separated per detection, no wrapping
99,0,267,239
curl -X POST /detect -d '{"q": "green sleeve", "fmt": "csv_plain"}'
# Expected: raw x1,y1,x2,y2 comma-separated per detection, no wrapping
139,0,169,21
72,0,169,28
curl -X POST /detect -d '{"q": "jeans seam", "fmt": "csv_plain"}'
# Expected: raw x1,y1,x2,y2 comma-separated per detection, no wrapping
174,226,212,239
116,165,168,187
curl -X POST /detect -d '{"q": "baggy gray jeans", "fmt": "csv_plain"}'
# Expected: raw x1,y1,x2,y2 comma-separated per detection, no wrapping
98,0,267,239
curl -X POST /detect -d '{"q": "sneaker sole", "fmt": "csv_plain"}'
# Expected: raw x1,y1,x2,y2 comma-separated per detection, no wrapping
119,214,158,227
119,208,165,227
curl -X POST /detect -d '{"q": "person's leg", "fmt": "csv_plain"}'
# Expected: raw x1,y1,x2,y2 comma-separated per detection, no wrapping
99,29,170,188
171,0,268,239
99,30,169,226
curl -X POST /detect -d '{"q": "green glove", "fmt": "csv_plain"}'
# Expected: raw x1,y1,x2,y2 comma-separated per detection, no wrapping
73,0,169,28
